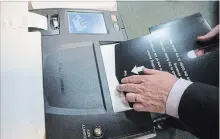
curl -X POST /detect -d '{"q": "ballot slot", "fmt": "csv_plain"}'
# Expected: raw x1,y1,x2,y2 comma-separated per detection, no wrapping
50,14,59,30
29,9,60,35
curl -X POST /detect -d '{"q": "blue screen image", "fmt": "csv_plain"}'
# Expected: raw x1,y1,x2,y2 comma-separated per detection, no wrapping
67,12,107,34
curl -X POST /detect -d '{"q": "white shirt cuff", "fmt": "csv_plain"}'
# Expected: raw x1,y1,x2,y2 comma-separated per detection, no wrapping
166,78,193,118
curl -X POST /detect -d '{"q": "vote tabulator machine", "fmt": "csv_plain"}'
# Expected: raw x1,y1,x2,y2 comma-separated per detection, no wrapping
31,9,155,139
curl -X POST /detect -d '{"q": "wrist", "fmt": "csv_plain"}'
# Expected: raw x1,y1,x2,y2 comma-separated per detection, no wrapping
166,78,193,118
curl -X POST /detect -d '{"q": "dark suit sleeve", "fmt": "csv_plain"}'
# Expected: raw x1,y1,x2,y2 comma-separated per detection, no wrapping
178,82,219,139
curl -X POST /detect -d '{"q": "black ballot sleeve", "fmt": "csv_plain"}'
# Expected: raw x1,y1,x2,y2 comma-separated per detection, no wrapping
115,13,219,88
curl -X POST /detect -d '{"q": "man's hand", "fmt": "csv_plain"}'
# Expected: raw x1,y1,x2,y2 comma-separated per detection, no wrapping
197,25,219,41
196,25,219,56
117,68,178,114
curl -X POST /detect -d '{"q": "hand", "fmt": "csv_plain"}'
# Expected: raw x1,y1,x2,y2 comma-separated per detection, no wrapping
117,68,178,114
196,25,219,56
197,24,219,41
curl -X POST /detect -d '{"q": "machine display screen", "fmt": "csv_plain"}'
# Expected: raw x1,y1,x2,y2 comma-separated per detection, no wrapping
67,12,107,34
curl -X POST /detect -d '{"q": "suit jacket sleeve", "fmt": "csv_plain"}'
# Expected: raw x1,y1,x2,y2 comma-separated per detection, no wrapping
178,82,219,139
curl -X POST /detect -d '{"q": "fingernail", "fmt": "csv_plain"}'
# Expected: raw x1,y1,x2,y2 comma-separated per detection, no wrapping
121,78,125,83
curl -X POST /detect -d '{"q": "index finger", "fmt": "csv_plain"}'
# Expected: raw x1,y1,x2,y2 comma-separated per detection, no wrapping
121,75,144,84
117,84,140,93
197,25,219,41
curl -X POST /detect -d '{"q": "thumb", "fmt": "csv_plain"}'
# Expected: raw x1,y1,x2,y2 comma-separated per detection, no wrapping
195,49,205,57
143,68,161,75
197,25,219,41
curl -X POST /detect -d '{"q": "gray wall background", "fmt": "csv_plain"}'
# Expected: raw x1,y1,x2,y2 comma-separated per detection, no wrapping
118,1,219,39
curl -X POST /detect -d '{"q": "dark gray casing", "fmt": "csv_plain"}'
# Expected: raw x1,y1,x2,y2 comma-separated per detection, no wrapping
30,9,154,139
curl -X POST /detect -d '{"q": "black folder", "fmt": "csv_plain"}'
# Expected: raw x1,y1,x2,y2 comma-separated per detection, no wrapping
116,13,219,87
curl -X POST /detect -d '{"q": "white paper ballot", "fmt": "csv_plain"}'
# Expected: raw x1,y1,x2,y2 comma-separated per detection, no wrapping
100,44,132,113
101,44,156,139
28,12,48,30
